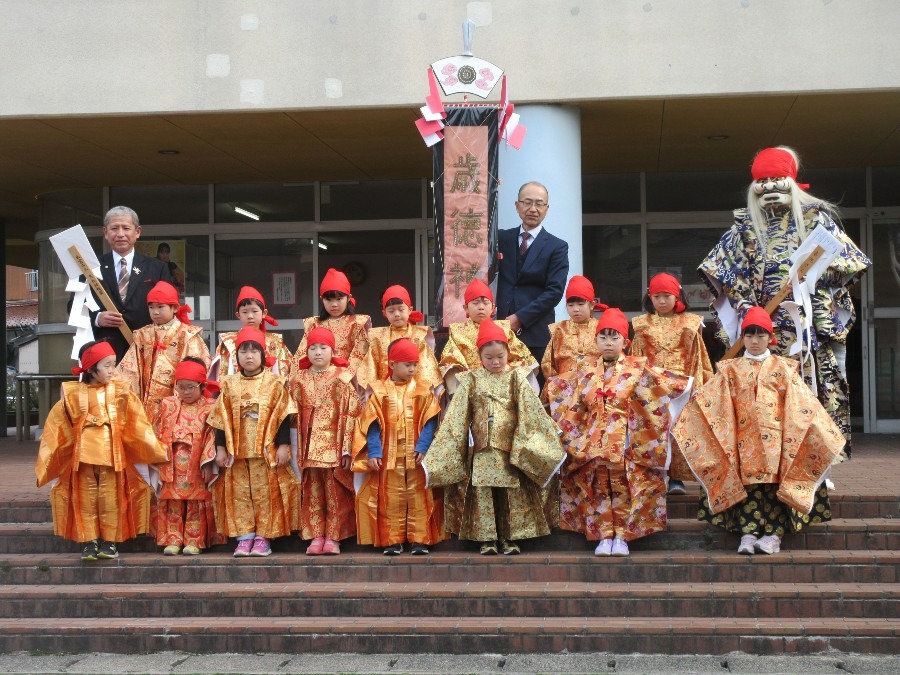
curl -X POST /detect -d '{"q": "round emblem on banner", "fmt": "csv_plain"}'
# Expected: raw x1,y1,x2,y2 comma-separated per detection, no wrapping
457,65,477,85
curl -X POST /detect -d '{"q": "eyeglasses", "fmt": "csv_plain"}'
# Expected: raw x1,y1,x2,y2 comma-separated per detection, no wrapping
517,199,548,209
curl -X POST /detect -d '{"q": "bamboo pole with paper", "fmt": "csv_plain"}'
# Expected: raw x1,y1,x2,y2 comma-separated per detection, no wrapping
722,245,825,360
67,244,133,343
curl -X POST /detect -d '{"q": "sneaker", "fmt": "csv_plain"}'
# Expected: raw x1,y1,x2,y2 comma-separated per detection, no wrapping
737,534,757,555
755,534,781,555
306,536,325,556
668,480,687,495
182,545,201,556
479,541,498,556
383,543,404,556
594,539,613,557
322,538,341,555
610,539,630,557
410,543,430,555
163,544,182,556
81,540,99,561
500,539,520,555
97,541,119,559
250,536,272,557
233,539,254,557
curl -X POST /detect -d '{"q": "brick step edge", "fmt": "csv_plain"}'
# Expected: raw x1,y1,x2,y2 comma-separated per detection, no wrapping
0,617,896,656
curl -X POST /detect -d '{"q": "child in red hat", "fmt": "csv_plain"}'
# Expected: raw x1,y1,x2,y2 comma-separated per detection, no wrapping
439,278,538,396
207,326,300,558
292,268,371,385
541,275,606,383
425,320,565,555
352,338,446,555
673,306,844,556
631,272,714,495
153,356,224,555
210,286,292,380
116,280,210,427
357,284,442,394
546,308,691,557
289,326,361,555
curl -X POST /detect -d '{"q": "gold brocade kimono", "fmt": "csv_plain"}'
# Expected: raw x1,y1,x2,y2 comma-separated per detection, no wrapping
439,319,538,379
630,312,714,481
213,331,292,378
154,395,216,501
540,318,601,380
292,315,371,383
116,318,210,426
35,380,168,542
356,324,442,392
206,370,300,537
424,367,565,542
546,355,690,540
672,355,844,515
291,365,361,469
351,379,447,547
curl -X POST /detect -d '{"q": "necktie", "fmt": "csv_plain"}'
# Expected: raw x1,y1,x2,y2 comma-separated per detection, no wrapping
117,258,129,301
519,231,531,257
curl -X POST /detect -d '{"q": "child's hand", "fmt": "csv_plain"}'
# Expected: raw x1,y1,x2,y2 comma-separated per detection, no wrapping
201,463,213,482
414,452,425,466
341,454,352,470
215,446,229,468
275,444,291,467
367,457,382,472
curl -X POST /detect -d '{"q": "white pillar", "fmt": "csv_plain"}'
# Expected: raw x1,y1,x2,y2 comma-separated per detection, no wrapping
498,104,582,320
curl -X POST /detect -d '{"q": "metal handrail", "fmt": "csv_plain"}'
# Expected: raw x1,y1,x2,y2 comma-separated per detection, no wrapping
13,374,77,441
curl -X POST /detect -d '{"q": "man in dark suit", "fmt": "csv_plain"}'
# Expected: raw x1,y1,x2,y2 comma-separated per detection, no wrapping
496,182,569,373
90,206,174,361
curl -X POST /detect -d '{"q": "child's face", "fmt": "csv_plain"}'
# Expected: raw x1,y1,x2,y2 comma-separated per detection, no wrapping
149,302,176,325
236,303,266,328
480,343,509,374
175,379,203,404
390,360,418,382
566,298,592,324
743,330,770,356
383,303,410,329
92,355,117,385
237,343,263,373
465,297,493,323
596,331,625,360
307,343,334,371
650,293,676,317
322,294,348,318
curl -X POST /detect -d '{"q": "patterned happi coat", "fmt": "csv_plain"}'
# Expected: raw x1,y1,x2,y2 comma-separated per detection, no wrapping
292,315,371,383
439,319,538,379
357,323,442,392
213,330,292,379
540,318,602,381
546,355,690,541
672,354,844,516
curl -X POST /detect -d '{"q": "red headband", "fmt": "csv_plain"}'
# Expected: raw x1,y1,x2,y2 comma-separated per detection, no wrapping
388,338,420,363
751,147,810,190
147,281,192,325
173,359,220,396
236,286,278,330
565,275,608,311
320,268,355,307
382,285,424,324
477,319,508,350
235,326,276,369
72,341,116,376
464,278,493,305
595,307,629,338
297,327,349,370
648,273,686,313
741,306,775,335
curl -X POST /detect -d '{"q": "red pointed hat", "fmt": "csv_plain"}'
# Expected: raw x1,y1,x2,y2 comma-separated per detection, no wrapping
648,273,686,313
595,307,629,338
236,286,278,330
464,278,493,305
72,341,116,376
476,319,508,350
320,268,355,307
566,275,608,311
147,281,192,325
741,306,773,334
388,338,420,363
382,284,424,323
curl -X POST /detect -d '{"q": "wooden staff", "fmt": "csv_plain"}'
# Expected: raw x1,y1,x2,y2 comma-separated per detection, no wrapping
722,245,825,360
68,244,133,344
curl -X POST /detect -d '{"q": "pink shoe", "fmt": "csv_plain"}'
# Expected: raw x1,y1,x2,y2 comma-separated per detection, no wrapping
250,536,271,557
322,538,341,555
233,539,253,557
306,536,325,556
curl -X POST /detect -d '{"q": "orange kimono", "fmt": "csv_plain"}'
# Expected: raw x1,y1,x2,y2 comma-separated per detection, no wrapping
154,395,223,549
35,380,168,543
290,364,361,541
206,370,300,539
211,330,292,379
540,318,602,382
631,312,714,481
439,319,538,379
352,379,446,547
547,355,690,542
357,324,442,392
672,354,844,518
116,318,210,426
292,315,371,383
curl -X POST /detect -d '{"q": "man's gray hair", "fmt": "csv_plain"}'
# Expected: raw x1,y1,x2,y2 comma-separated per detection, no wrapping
104,205,140,228
517,181,549,200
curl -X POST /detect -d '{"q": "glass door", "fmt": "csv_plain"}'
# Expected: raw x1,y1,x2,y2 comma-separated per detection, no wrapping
866,219,900,432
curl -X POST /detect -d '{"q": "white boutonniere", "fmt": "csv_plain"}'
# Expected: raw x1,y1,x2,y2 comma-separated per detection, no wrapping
133,266,141,276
